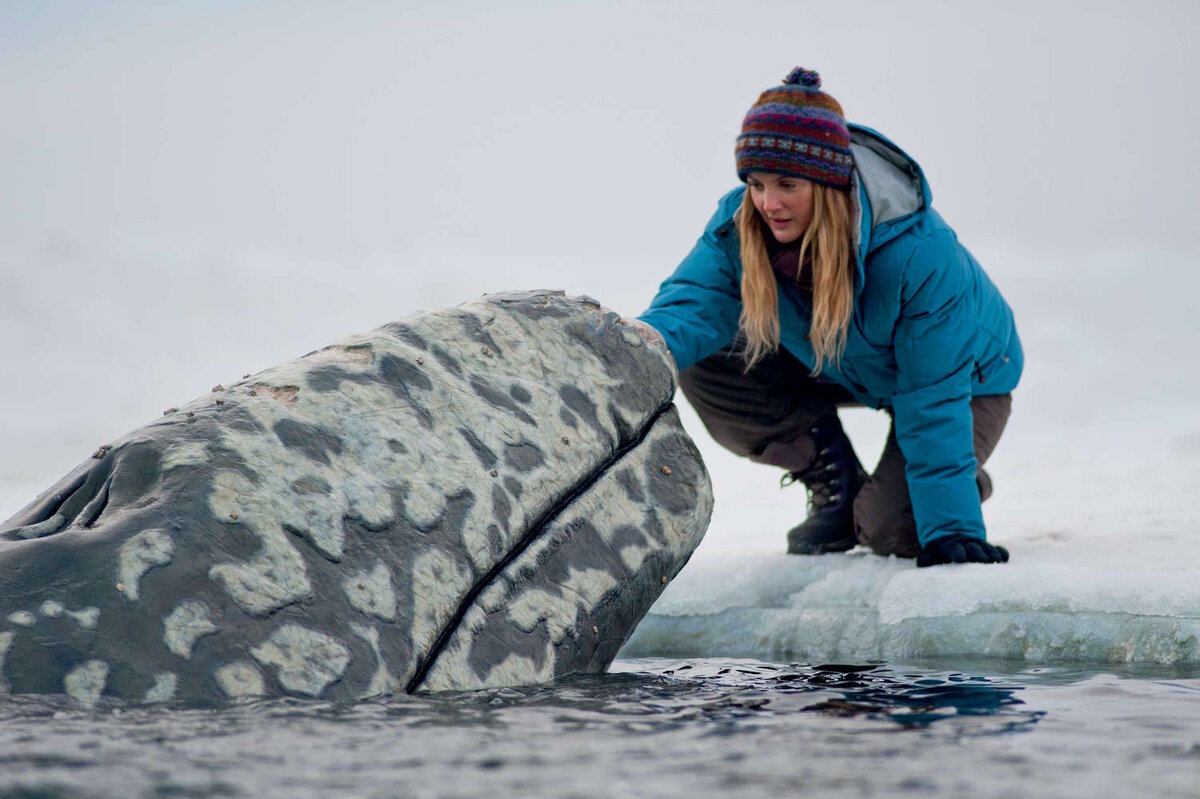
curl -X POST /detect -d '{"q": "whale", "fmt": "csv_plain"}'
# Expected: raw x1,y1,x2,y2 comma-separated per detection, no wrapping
0,291,712,705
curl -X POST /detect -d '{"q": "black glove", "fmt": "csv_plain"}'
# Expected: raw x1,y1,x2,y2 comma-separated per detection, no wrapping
917,534,1009,568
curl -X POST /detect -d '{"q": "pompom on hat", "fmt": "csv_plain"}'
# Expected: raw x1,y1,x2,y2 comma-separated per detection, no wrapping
735,67,853,189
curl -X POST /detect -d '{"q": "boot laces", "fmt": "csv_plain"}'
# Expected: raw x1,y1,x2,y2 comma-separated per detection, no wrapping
780,445,844,511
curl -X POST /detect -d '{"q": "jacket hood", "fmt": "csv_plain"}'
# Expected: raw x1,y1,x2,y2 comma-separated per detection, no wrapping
848,124,932,291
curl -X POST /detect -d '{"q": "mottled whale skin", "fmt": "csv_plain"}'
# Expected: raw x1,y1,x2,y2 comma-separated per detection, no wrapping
0,291,712,705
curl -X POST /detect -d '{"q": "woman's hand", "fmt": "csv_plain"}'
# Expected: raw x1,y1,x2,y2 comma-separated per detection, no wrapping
626,318,678,383
917,534,1009,567
627,318,667,350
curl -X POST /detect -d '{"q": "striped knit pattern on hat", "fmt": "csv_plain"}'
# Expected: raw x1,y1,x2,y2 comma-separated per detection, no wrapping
735,67,853,189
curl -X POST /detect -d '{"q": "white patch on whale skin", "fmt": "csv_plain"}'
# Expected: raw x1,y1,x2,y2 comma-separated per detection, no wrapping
350,623,399,698
409,549,473,655
420,622,556,693
6,611,35,627
207,467,252,525
161,441,209,471
163,601,218,659
207,363,409,565
400,474,448,530
117,529,175,601
342,561,397,621
215,661,266,699
277,489,347,561
340,474,394,530
64,660,109,707
143,672,177,703
250,624,350,698
618,540,652,574
209,550,313,615
504,568,621,642
476,649,556,689
66,607,100,630
36,601,99,630
208,469,313,615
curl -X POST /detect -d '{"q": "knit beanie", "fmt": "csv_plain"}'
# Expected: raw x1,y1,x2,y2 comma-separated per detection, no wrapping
735,67,853,189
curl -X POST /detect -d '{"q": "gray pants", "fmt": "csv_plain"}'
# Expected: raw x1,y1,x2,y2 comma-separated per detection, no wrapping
678,343,1012,557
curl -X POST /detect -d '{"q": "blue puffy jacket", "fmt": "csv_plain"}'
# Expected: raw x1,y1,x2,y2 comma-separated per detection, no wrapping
638,124,1023,547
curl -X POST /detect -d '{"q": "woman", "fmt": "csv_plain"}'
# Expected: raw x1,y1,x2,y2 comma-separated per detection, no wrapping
637,67,1022,567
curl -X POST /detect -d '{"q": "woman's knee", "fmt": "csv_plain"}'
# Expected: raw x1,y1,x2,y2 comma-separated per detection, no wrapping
852,484,920,558
970,393,1013,466
678,351,815,460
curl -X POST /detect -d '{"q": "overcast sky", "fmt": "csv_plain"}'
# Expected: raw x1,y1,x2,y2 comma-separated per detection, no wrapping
1,0,1197,504
4,1,1197,258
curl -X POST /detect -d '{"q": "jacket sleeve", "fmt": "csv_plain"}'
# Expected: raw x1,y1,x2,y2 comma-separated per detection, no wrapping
636,206,742,373
890,229,985,547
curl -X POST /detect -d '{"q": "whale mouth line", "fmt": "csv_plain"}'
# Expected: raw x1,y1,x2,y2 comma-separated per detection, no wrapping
405,399,676,693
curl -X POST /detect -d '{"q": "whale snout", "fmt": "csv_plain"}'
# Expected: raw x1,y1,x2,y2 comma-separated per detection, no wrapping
0,291,712,705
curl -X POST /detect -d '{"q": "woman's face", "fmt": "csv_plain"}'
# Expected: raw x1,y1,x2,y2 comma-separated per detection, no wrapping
746,172,814,245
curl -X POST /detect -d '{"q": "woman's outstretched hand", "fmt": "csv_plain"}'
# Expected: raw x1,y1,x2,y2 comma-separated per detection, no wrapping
917,534,1009,567
627,318,666,349
626,319,678,380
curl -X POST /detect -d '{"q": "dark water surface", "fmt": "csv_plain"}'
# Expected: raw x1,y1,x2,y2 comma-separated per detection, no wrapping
2,657,1199,798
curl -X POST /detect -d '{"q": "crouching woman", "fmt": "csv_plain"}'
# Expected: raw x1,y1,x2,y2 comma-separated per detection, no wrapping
637,67,1023,567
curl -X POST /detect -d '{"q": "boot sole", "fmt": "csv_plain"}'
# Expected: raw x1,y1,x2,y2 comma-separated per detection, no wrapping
787,534,857,555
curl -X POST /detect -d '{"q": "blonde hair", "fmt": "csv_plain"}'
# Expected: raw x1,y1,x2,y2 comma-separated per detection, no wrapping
736,183,855,374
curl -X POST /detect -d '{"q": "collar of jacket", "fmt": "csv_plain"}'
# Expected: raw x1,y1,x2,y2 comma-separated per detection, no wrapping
710,123,931,301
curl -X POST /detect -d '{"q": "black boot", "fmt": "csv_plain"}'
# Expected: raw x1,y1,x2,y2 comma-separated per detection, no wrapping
782,414,867,555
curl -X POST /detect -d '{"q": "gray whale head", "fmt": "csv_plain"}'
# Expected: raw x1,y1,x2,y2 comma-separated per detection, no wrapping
0,291,712,704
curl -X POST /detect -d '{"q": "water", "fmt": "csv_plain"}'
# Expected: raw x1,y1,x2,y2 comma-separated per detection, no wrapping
2,657,1198,799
